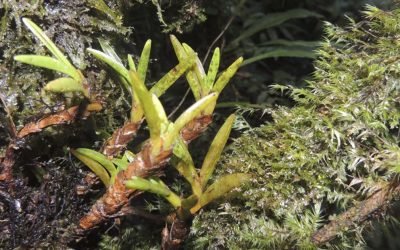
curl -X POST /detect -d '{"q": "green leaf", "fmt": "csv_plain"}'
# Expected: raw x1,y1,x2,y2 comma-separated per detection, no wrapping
112,158,129,171
74,148,116,175
170,35,201,100
173,93,218,137
22,18,74,68
190,173,251,214
98,39,123,65
129,71,167,140
150,55,196,97
204,48,220,93
71,149,110,187
173,138,198,187
200,114,235,189
127,54,137,71
242,48,316,66
182,43,205,84
212,57,243,94
137,39,151,82
14,55,81,81
230,9,322,45
87,48,130,88
44,77,84,93
125,177,182,208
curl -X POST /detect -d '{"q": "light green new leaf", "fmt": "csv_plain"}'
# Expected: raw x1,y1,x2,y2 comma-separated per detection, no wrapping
127,54,137,71
14,55,81,81
126,177,182,208
137,40,151,81
242,48,316,66
71,149,110,187
87,48,129,85
98,39,123,65
200,114,235,189
44,77,84,93
22,18,74,69
230,9,322,45
190,173,251,214
204,48,220,93
170,35,201,100
129,71,167,140
74,148,116,175
212,57,243,94
150,55,196,97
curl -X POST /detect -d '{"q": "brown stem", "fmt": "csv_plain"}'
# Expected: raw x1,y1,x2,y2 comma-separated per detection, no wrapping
101,121,141,157
77,115,212,232
17,102,102,138
0,102,102,182
311,182,400,246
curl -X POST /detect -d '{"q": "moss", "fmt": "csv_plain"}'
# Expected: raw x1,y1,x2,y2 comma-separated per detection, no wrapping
187,6,400,249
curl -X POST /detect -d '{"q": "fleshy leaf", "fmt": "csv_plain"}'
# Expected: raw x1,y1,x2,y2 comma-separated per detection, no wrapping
127,54,137,71
171,93,218,142
182,43,206,81
71,149,110,187
98,39,123,65
212,57,243,94
129,71,167,140
190,173,251,214
137,40,151,82
44,77,84,93
173,138,200,195
149,55,196,97
22,18,73,69
74,148,116,175
14,55,81,81
199,114,235,189
87,48,130,88
170,35,201,100
125,177,182,208
204,48,220,93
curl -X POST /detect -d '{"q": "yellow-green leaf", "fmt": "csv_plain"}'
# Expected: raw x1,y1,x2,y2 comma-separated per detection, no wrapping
172,93,218,138
137,40,151,82
127,54,137,71
170,35,201,100
125,177,182,208
22,18,73,69
204,48,220,93
74,148,116,175
87,48,130,89
129,71,166,140
71,149,110,187
190,173,251,214
150,55,196,97
212,57,243,94
199,114,235,189
14,55,81,81
44,77,84,93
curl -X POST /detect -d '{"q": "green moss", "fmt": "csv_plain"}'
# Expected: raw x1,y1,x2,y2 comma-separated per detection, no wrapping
187,6,400,249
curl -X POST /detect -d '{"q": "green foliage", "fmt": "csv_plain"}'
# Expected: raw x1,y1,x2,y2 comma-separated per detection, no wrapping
188,6,400,249
125,114,251,217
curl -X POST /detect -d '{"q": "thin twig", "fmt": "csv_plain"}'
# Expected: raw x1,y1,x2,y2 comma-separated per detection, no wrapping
311,182,400,246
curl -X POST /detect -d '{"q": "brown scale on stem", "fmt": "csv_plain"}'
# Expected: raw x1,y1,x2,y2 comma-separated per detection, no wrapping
101,121,141,157
77,115,212,232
